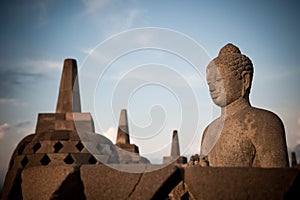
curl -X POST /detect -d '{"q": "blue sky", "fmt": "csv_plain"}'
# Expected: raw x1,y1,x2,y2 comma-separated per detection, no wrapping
0,0,300,188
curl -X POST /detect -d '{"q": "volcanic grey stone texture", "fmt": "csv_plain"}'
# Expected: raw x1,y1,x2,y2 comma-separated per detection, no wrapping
184,166,300,200
21,165,77,200
80,164,181,199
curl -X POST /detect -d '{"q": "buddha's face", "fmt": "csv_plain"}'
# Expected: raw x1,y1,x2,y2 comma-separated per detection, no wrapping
206,65,242,107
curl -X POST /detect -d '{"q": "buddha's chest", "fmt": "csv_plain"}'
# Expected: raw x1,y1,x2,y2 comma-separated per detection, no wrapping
206,119,256,167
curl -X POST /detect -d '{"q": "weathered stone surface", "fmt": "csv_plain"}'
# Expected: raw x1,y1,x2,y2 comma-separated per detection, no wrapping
116,148,149,164
69,131,81,141
46,153,71,165
168,181,189,199
54,120,75,131
56,58,81,113
201,43,289,167
114,109,146,164
116,143,139,154
171,130,180,157
1,168,23,200
35,113,56,134
11,134,35,157
50,130,70,140
1,134,35,200
33,132,53,141
67,112,95,133
116,109,130,145
184,166,300,200
80,164,181,199
163,130,187,165
1,58,121,200
21,165,78,200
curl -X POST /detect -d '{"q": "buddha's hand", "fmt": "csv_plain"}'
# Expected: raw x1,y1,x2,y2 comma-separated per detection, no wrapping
199,155,209,167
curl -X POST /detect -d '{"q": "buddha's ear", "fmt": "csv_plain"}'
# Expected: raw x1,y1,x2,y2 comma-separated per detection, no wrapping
242,72,251,97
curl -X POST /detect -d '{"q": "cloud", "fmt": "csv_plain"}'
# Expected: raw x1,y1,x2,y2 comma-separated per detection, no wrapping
0,69,46,98
81,4,146,37
0,58,60,96
106,66,204,90
0,123,10,140
81,48,94,55
14,121,32,129
23,59,61,71
0,98,27,107
264,67,300,81
111,9,146,33
0,98,16,104
82,0,114,14
0,69,45,86
102,127,117,143
123,9,144,30
137,33,154,46
100,9,146,37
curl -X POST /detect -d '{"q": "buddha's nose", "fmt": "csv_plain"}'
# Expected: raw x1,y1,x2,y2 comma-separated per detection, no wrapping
209,84,216,92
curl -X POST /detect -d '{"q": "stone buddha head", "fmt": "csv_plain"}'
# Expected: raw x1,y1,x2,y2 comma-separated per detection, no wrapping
206,43,254,107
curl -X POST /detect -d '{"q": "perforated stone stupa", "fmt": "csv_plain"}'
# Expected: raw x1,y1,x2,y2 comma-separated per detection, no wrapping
163,130,187,164
1,59,119,199
115,109,150,164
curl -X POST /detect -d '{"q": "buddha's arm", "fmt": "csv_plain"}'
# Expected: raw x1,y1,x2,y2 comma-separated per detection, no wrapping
200,126,208,155
252,111,289,168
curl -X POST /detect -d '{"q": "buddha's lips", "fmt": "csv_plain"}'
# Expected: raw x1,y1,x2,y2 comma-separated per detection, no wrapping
210,93,219,99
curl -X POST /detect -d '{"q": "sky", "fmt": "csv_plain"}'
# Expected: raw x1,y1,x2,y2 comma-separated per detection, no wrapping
0,0,300,188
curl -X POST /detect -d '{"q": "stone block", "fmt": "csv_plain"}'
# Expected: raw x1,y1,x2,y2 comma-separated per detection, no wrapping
93,155,110,163
12,155,29,169
35,113,56,134
47,153,70,165
80,164,181,199
117,143,139,153
1,168,23,200
74,121,95,133
65,112,95,133
69,131,81,140
14,135,35,155
33,132,53,141
58,141,84,153
54,120,75,131
163,156,176,164
21,165,77,200
72,153,96,164
26,154,45,167
50,130,70,140
55,113,66,120
128,164,182,199
35,140,56,153
184,166,300,200
66,112,92,121
80,165,140,199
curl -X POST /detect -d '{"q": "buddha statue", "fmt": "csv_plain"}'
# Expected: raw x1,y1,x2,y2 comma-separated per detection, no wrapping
200,43,289,168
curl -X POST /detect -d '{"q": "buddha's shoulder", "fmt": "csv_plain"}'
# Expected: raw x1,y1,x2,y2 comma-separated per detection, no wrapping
205,116,223,129
247,106,283,125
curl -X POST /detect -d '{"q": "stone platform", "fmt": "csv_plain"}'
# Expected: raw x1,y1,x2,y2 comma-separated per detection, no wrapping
16,165,300,199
